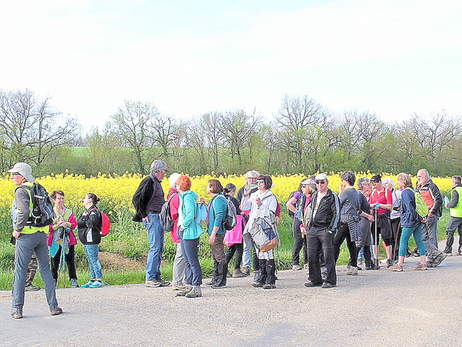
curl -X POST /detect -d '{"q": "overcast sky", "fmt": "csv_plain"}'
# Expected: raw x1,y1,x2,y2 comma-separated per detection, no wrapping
0,0,461,129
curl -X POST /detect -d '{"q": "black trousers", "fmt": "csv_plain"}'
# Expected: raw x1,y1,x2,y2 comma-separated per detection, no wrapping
51,245,77,281
390,218,402,260
225,243,243,270
307,228,336,285
444,217,462,253
292,218,308,265
333,222,358,267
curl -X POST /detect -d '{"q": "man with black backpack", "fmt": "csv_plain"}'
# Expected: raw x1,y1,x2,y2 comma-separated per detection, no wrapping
8,162,62,319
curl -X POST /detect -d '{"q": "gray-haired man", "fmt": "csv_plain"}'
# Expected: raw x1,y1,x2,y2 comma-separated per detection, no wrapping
133,160,170,287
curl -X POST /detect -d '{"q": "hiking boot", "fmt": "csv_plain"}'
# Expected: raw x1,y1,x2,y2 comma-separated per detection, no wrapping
145,280,161,288
263,283,276,289
175,286,193,297
390,264,403,272
211,283,227,289
426,261,434,268
11,308,23,319
241,266,250,276
25,284,40,292
206,279,216,285
185,286,202,298
232,269,246,278
252,281,263,288
70,279,79,288
458,251,462,256
50,306,63,316
172,284,187,291
304,281,322,287
346,266,358,276
433,252,447,267
292,264,302,271
413,263,428,271
321,282,336,288
386,259,393,268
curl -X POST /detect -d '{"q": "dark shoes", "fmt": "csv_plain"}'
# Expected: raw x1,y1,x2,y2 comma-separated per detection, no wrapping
252,281,263,288
263,284,276,289
304,281,322,288
321,282,336,289
11,308,23,319
25,284,40,292
232,269,247,278
211,283,227,289
50,307,63,316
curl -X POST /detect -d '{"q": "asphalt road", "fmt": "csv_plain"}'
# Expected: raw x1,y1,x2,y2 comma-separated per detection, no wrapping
1,241,462,347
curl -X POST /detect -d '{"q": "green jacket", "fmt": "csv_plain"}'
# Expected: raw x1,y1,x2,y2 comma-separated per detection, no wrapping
179,190,203,240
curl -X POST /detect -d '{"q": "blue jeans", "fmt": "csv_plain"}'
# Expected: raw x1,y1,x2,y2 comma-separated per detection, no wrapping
399,224,426,257
144,213,164,281
181,238,202,286
84,244,103,279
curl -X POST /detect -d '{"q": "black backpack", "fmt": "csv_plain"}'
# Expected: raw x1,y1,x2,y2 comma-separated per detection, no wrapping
222,196,237,231
21,183,55,227
159,193,178,233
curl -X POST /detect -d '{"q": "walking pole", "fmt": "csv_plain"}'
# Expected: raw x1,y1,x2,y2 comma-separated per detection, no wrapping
374,208,380,269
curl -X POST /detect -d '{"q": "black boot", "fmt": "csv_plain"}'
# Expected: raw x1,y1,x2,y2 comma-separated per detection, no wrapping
263,259,276,289
212,262,227,289
252,259,267,287
207,260,218,285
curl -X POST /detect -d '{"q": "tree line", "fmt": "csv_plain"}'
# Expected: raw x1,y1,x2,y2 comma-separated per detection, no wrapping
1,89,461,177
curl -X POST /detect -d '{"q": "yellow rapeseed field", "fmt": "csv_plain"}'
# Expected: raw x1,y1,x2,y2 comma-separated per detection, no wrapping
0,173,454,210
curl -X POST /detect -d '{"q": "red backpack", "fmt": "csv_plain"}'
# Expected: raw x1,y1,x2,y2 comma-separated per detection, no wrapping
101,212,111,237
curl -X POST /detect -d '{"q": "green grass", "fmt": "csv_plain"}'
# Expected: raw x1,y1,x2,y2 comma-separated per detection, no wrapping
0,207,451,291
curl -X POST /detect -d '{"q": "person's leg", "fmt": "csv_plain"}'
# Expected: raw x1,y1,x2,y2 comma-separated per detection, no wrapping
84,245,96,280
225,244,236,266
303,235,308,265
320,230,337,285
265,256,276,287
364,246,373,269
51,247,61,281
211,234,227,287
444,217,457,254
426,216,440,248
145,213,164,281
333,224,347,263
12,235,35,310
25,254,38,287
66,245,77,281
86,244,103,280
307,231,322,284
235,244,243,270
399,227,413,259
242,237,252,269
291,219,303,266
173,243,187,287
180,240,193,286
183,238,202,298
345,229,357,268
413,225,427,258
34,233,59,309
457,220,462,254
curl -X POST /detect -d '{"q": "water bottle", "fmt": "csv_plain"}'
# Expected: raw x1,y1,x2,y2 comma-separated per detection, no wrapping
444,196,449,206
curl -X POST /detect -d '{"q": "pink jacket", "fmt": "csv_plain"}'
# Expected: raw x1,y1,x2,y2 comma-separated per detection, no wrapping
48,211,78,246
168,188,181,243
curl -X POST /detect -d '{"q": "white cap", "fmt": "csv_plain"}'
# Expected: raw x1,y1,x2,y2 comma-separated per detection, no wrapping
315,173,328,181
8,162,35,182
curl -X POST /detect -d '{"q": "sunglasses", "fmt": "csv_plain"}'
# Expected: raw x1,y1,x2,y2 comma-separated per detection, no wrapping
257,180,264,184
315,180,326,184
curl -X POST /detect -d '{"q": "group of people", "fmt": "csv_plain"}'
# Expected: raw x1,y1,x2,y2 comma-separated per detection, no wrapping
8,159,462,318
9,162,106,319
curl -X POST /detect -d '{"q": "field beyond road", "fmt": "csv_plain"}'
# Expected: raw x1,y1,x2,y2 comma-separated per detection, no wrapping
1,239,462,347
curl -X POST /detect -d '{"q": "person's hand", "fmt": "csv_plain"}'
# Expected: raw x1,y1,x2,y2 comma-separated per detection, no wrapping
199,197,206,204
208,233,216,245
374,203,380,210
367,215,374,222
142,216,150,223
300,226,306,235
12,231,20,239
421,218,427,224
275,216,280,226
256,197,262,206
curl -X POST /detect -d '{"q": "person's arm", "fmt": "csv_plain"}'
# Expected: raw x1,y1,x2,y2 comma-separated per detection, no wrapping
286,196,298,214
429,184,442,216
447,189,459,209
182,194,195,228
401,189,413,215
170,194,180,221
328,194,340,232
86,209,101,230
13,188,30,233
212,197,226,229
68,213,78,231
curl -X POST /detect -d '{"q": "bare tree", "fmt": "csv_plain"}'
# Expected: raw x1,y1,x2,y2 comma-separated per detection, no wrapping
110,100,158,174
0,89,78,168
150,115,181,158
201,112,223,172
221,109,260,167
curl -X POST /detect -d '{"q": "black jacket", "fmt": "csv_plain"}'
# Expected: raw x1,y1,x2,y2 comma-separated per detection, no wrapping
78,206,102,245
132,176,155,222
308,189,340,231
